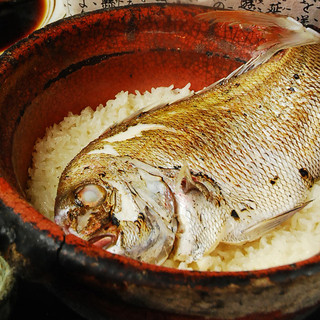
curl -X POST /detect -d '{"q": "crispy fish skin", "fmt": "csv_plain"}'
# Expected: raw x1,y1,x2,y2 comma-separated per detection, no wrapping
55,11,320,264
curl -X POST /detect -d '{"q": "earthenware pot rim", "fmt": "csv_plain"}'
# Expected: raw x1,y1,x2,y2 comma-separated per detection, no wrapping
1,3,320,286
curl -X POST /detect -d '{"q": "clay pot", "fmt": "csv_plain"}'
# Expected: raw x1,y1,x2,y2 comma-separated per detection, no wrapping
0,4,320,319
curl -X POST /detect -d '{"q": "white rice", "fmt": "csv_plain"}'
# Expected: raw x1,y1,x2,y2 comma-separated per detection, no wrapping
26,85,320,271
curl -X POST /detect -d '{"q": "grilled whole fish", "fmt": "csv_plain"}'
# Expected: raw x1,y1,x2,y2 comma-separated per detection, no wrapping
55,11,320,264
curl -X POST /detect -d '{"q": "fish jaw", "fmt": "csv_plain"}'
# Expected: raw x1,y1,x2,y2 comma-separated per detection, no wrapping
88,225,119,249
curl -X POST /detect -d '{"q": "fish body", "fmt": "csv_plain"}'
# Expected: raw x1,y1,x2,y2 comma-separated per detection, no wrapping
55,11,320,264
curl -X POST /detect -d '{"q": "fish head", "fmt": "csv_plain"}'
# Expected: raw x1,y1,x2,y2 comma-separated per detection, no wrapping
54,158,120,249
54,155,177,265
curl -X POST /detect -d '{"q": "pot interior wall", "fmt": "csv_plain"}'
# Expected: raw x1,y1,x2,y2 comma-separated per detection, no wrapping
12,50,243,193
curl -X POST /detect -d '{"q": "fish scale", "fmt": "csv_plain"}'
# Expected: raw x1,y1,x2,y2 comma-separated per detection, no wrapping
55,11,320,264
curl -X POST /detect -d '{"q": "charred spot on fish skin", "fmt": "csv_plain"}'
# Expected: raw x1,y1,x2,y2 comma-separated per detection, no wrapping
299,168,308,177
136,112,146,119
214,197,221,207
293,74,300,80
231,210,240,220
194,172,204,177
270,176,279,185
134,219,142,229
288,87,296,92
138,212,145,221
299,168,310,180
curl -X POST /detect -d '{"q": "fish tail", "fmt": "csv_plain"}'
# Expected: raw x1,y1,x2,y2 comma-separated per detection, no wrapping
198,10,320,48
198,10,320,86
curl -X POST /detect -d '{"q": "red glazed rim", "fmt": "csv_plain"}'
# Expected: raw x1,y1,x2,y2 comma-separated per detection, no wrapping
0,4,320,288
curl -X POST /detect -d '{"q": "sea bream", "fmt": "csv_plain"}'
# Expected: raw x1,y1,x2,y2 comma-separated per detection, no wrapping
54,10,320,264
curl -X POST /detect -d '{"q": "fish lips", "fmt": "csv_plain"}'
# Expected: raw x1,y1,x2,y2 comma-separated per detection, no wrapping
88,226,119,250
54,202,119,250
89,234,117,249
56,219,119,250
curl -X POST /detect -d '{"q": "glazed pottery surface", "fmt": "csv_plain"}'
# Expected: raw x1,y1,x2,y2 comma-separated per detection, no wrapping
0,4,320,319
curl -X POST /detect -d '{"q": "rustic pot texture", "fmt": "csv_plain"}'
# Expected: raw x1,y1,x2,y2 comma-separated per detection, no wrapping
0,4,320,319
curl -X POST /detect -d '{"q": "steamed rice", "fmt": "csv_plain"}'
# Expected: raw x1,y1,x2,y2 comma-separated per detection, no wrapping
26,85,320,271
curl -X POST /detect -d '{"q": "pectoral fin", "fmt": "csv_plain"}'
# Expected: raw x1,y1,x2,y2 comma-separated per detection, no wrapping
237,200,313,242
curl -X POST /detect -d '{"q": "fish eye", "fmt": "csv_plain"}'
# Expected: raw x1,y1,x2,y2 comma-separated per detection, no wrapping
74,184,106,207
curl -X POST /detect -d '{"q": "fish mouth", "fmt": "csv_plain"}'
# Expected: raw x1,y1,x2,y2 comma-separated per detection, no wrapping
89,228,119,250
